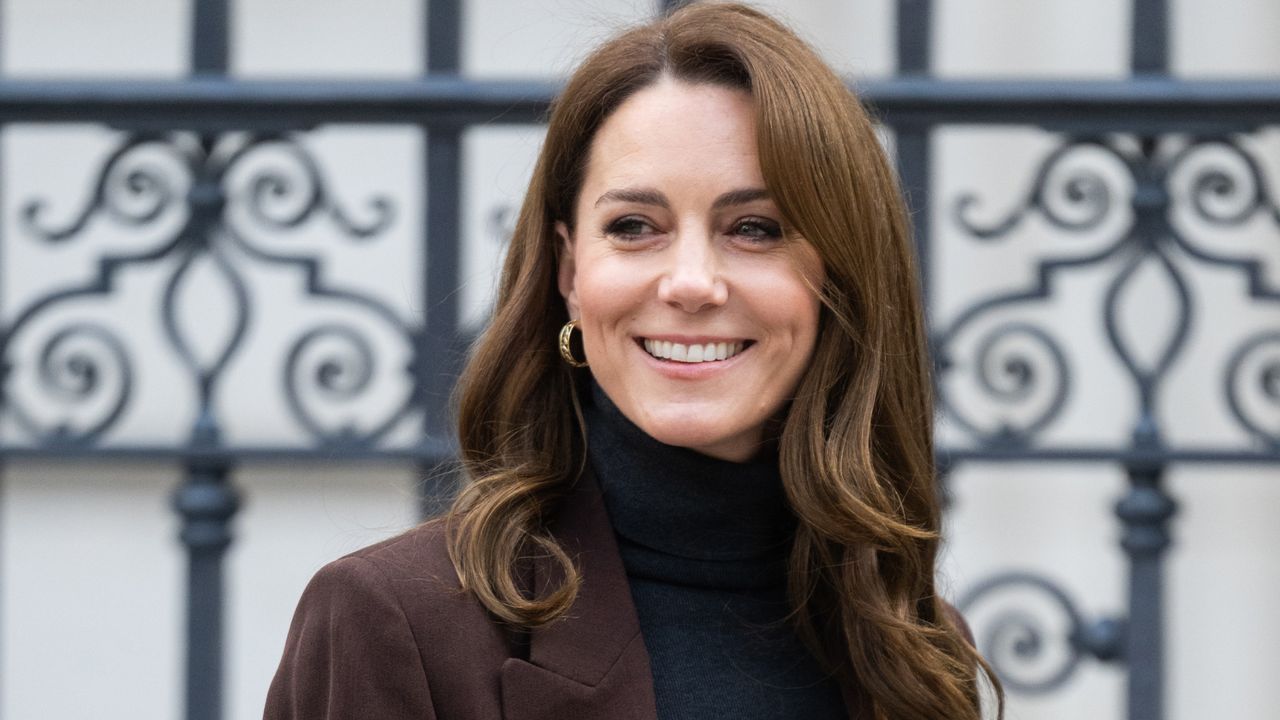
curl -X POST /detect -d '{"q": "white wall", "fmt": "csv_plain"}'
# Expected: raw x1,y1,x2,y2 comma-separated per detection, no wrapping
1,2,1277,719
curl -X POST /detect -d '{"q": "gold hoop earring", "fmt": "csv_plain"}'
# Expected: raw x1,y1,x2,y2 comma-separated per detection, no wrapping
559,319,589,367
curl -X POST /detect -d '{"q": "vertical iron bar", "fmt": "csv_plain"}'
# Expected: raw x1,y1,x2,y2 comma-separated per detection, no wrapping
1116,463,1175,720
897,0,932,75
419,0,464,517
894,0,939,521
897,130,932,299
192,0,230,76
893,0,934,307
1117,142,1173,718
181,4,234,720
426,0,461,76
1131,0,1168,75
174,459,239,720
1122,3,1172,718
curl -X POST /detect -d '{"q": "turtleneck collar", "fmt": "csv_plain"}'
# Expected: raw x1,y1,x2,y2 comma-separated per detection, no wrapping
583,381,795,590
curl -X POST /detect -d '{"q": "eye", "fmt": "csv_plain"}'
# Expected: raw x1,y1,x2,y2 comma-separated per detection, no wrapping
730,217,783,242
603,215,658,239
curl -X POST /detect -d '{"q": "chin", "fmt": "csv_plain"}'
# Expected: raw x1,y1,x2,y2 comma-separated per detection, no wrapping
635,409,757,460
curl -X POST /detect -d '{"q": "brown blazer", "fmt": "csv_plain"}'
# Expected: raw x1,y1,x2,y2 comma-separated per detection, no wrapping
264,474,969,720
264,472,663,720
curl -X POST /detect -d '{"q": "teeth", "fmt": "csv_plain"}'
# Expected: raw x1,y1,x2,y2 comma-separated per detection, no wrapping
642,339,746,364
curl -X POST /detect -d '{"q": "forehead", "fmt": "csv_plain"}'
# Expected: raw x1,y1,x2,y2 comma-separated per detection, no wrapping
580,77,762,195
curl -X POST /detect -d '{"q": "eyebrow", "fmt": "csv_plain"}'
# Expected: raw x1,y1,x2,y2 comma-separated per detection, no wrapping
594,187,668,208
711,187,770,210
593,186,771,210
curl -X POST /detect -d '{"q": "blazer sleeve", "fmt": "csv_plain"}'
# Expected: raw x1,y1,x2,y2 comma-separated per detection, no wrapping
264,555,438,720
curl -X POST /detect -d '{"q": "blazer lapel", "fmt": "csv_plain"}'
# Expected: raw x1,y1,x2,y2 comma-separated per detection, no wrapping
500,470,658,720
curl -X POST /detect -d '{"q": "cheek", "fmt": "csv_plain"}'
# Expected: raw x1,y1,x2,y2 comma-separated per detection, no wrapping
788,253,825,349
575,251,649,305
752,261,824,347
574,260,646,340
781,295,822,356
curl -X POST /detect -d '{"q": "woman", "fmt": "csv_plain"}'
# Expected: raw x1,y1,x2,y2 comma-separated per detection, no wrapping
265,3,1000,719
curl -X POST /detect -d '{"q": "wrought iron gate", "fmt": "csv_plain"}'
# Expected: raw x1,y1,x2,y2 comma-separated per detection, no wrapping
0,1,1276,719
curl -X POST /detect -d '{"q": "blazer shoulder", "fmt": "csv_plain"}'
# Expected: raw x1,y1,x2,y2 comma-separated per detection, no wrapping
290,518,463,625
341,517,460,590
265,533,444,719
267,518,514,719
323,518,501,646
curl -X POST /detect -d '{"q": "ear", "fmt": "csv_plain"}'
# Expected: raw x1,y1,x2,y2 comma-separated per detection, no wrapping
555,221,580,320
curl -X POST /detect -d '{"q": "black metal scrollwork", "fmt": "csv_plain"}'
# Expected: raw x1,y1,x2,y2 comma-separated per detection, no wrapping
2,323,133,444
939,133,1280,449
953,138,1123,239
937,139,1137,447
1166,137,1280,304
1159,137,1280,447
219,134,414,444
2,130,413,446
939,322,1071,444
21,135,183,243
1,136,191,444
282,322,415,446
959,571,1125,694
233,134,394,239
1175,137,1280,231
949,131,1279,707
1225,331,1280,447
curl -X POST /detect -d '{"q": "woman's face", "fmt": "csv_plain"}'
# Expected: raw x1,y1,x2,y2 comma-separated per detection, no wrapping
558,77,823,462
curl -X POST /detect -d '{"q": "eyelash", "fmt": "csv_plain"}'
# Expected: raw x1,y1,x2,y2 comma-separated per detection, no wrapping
731,217,783,241
603,216,655,238
602,216,783,243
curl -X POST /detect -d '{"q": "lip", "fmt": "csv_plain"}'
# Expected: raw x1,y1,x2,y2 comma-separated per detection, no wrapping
638,334,752,345
633,336,754,379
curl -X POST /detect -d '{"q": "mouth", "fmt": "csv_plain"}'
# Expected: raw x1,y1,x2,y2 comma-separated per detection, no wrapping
638,337,753,364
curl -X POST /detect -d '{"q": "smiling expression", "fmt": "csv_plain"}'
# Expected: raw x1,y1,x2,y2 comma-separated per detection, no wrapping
557,77,824,462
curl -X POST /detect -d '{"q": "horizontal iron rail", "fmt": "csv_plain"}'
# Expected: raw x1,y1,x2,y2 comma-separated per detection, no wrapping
939,447,1279,465
0,77,557,129
0,444,1273,465
1,77,1280,131
0,442,457,464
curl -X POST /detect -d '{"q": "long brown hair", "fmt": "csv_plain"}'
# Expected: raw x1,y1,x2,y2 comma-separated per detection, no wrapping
448,3,1001,718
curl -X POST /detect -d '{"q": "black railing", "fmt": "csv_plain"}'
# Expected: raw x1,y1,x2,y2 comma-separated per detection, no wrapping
1,1,1277,719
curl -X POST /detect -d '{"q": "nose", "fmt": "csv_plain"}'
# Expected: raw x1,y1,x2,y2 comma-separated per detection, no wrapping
657,232,728,313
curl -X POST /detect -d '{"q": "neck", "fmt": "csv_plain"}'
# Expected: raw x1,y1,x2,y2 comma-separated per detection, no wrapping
584,382,795,588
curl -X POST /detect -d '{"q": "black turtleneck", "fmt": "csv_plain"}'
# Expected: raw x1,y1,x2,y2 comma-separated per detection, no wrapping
584,383,847,719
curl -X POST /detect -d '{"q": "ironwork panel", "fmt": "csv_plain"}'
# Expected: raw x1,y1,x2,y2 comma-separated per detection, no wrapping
0,1,1276,719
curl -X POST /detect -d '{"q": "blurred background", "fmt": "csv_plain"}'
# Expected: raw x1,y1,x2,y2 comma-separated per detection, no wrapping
1,1,1278,719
